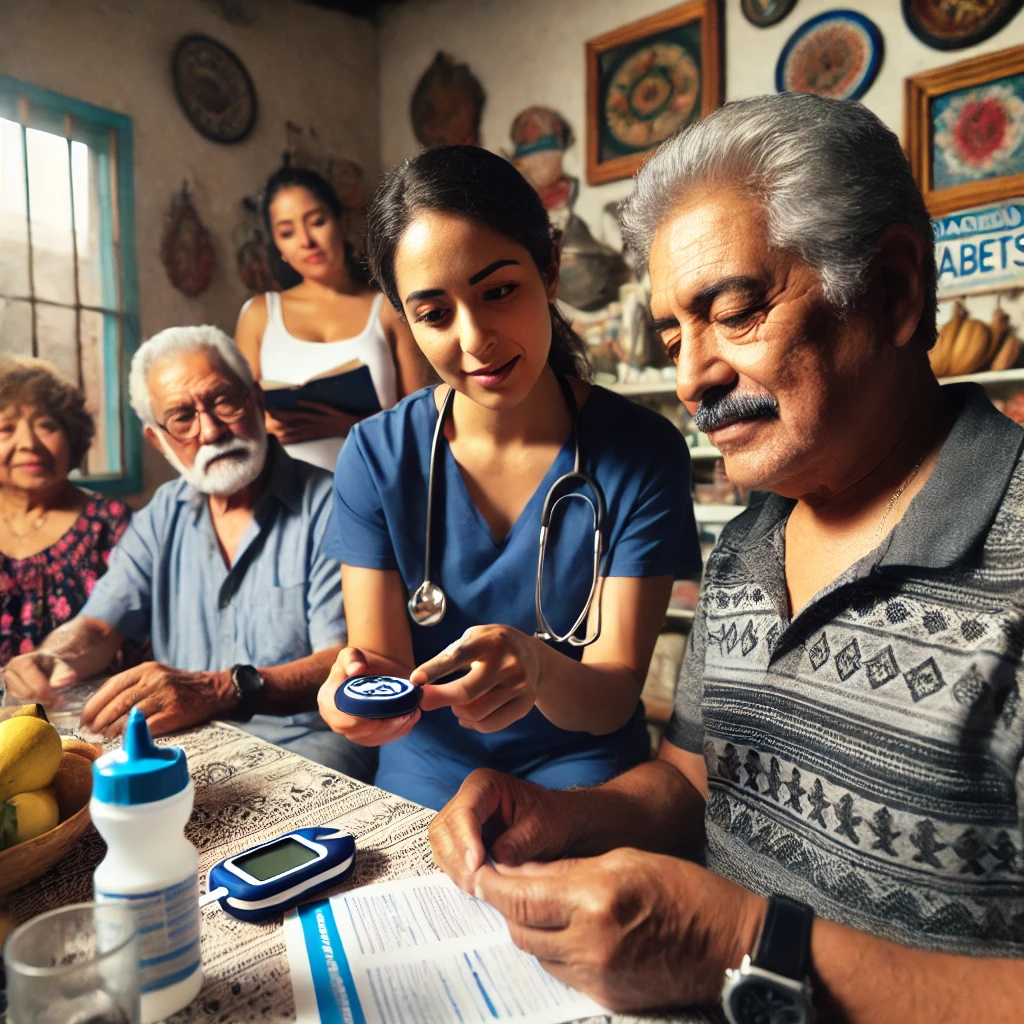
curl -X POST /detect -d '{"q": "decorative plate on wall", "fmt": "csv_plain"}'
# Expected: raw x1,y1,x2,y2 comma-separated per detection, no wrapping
741,0,797,28
903,0,1023,52
775,10,883,101
172,34,257,144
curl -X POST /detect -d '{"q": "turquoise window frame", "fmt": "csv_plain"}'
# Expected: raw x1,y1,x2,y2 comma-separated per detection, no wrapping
0,75,141,494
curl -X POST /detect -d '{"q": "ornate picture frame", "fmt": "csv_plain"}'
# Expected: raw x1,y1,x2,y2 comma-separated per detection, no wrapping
172,34,257,145
585,0,722,186
906,44,1024,216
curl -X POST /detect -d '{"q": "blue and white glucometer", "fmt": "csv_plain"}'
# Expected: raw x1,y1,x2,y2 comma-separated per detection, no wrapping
334,675,423,719
202,827,356,922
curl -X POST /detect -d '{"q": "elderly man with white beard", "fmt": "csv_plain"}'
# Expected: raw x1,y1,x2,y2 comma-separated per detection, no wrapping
4,325,375,780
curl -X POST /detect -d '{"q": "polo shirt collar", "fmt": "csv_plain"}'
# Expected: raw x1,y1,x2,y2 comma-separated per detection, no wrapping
726,383,1024,572
177,436,303,516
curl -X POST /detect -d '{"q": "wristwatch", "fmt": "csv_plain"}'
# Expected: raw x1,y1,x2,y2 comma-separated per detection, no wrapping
722,895,815,1024
228,664,264,723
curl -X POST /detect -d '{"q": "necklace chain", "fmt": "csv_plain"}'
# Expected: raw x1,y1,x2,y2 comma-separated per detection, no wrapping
875,455,926,542
0,505,48,538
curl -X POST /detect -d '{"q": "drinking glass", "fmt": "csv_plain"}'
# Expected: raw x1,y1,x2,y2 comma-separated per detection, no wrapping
4,903,140,1024
0,675,107,740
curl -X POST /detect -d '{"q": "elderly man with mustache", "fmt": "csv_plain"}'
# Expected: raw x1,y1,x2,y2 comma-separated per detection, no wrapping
429,93,1024,1022
4,325,374,780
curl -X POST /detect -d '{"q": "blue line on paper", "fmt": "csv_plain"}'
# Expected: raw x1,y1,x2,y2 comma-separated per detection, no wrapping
464,952,498,1018
299,900,367,1024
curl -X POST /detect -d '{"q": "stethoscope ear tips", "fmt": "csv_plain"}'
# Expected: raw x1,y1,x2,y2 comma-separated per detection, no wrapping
408,580,447,626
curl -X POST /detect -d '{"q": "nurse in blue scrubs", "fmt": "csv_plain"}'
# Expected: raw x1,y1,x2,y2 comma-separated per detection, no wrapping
317,146,700,810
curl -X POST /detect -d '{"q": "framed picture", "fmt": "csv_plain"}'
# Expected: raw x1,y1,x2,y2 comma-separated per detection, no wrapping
906,44,1024,216
585,1,722,186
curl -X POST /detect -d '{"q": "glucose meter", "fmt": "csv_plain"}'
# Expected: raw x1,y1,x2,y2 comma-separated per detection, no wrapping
200,826,356,922
334,675,423,719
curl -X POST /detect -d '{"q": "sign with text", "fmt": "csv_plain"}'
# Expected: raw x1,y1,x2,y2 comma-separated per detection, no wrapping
935,200,1024,299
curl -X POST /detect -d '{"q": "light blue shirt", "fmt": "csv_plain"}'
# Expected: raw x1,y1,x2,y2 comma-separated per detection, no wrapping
82,440,345,669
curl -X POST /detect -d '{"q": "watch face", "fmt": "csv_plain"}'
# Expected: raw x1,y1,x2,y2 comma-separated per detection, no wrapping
727,979,804,1024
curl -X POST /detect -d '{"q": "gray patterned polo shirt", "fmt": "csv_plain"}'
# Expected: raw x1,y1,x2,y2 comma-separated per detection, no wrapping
666,384,1024,957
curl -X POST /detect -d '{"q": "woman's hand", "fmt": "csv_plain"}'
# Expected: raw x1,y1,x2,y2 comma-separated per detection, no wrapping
317,646,421,745
264,402,362,446
413,625,542,733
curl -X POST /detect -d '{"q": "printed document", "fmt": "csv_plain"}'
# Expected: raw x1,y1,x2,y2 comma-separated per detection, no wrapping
283,873,607,1024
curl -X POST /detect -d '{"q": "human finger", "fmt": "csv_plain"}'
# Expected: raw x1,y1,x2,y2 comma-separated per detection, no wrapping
429,769,505,888
419,661,506,711
3,658,58,702
452,688,531,732
410,631,485,686
80,665,148,731
473,864,573,929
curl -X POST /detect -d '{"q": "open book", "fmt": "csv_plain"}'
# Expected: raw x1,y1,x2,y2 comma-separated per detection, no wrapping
262,359,382,416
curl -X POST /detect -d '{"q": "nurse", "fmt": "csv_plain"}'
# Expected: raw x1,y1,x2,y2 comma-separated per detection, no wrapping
317,146,701,809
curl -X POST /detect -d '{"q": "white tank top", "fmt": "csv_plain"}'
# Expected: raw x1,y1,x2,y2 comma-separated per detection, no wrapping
258,290,397,471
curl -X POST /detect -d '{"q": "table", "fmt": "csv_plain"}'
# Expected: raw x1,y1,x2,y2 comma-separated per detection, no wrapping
3,722,719,1024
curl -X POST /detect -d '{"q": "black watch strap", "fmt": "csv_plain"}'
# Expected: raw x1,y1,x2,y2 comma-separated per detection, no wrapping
751,895,814,981
229,664,264,723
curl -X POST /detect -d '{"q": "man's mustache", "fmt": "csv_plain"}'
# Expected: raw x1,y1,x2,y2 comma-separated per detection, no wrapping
194,439,255,474
693,389,780,434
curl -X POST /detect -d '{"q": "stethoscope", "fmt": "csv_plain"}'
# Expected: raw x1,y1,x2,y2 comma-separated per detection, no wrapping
407,372,607,646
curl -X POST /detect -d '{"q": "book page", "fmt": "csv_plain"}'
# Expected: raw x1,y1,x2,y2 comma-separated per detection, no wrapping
284,874,607,1024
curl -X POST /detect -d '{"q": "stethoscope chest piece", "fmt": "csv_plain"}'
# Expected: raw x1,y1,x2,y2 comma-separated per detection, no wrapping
408,580,446,626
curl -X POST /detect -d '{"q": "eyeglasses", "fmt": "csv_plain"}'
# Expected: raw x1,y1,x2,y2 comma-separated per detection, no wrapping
155,391,251,442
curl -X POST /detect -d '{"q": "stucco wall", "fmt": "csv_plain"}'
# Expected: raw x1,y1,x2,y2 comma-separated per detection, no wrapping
378,0,1024,272
0,0,378,501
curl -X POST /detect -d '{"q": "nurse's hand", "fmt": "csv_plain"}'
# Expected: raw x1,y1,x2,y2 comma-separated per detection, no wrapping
429,767,582,893
412,625,541,732
317,646,421,746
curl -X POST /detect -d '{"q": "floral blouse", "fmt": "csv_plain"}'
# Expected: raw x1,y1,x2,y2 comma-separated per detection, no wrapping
0,496,131,666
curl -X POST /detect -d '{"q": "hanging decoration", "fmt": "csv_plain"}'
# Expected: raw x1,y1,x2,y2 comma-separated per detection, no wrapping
741,0,797,28
510,106,577,232
902,0,1023,52
235,196,277,295
775,10,883,101
160,183,215,297
172,34,257,144
410,52,485,148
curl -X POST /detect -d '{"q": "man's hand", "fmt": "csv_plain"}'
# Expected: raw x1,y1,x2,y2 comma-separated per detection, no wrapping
413,625,542,732
3,652,80,705
80,662,236,737
475,852,767,1014
429,768,584,891
317,647,421,746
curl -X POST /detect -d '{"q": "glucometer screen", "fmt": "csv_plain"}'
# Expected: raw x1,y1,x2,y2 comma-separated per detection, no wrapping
233,837,319,881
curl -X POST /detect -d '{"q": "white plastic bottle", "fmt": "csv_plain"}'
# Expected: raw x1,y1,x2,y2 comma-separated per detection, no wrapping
91,708,203,1023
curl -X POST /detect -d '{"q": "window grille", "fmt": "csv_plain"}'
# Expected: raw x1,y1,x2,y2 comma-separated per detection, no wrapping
0,76,140,492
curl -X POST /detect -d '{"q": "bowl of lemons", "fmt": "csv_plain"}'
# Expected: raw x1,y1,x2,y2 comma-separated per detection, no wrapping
0,705,100,896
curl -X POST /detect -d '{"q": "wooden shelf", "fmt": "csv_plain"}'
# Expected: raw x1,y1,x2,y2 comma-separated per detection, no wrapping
688,445,722,460
605,379,678,397
693,503,746,524
941,368,1024,397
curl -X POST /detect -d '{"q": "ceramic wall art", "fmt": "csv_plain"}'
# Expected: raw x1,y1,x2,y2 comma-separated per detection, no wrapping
160,184,215,297
775,10,883,101
510,106,577,231
902,0,1023,51
741,0,797,28
907,44,1024,216
172,34,256,144
410,52,485,148
585,0,722,185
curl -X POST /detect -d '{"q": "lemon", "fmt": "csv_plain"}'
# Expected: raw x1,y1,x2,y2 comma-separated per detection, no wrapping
0,716,63,801
0,787,59,849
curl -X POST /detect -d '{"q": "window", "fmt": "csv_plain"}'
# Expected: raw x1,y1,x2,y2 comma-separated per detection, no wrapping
0,76,140,492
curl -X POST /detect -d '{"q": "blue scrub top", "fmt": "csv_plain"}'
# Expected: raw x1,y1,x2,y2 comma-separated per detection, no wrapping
325,385,701,809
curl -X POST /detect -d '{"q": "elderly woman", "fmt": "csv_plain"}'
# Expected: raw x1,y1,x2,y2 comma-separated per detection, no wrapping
0,358,130,665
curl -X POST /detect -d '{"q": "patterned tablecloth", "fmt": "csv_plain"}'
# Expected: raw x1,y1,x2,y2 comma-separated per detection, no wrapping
2,722,717,1024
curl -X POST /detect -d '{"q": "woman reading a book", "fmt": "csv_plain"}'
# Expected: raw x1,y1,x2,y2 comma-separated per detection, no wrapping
316,146,701,810
235,167,430,472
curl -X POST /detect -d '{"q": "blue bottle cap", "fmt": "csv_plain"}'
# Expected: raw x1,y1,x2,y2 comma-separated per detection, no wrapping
334,676,423,719
91,708,190,805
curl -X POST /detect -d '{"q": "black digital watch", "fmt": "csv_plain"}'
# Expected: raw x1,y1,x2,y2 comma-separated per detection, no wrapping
228,664,264,723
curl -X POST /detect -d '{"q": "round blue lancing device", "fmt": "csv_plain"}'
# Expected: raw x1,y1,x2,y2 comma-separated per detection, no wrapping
335,675,423,719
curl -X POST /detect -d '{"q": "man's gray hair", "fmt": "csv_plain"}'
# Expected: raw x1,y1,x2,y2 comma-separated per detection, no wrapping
129,325,254,425
620,93,937,347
